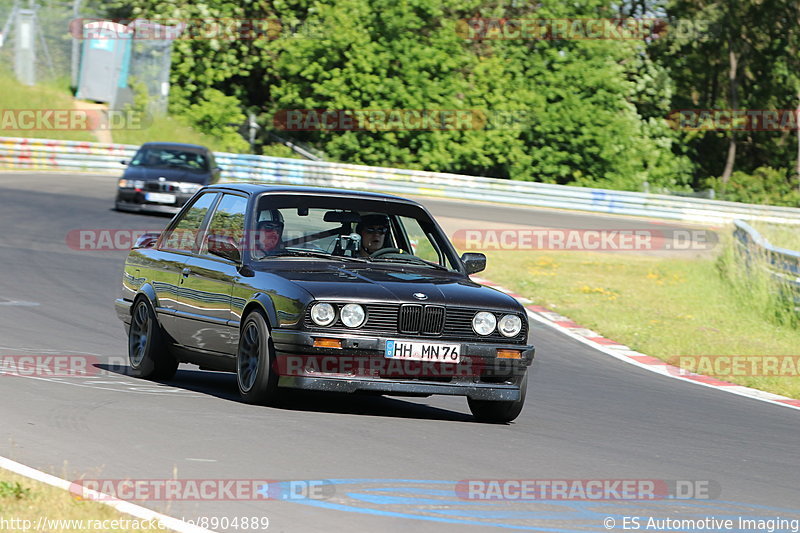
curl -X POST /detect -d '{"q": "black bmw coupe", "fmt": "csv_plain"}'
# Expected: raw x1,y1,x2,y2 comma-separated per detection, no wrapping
115,184,535,422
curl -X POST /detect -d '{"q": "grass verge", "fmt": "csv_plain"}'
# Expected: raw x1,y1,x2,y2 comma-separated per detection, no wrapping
750,222,800,251
0,70,240,151
0,74,94,142
481,242,800,399
111,113,235,151
0,467,167,532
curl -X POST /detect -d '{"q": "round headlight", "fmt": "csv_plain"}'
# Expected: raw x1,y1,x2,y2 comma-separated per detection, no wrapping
310,303,336,326
498,314,523,337
340,303,366,328
472,311,497,336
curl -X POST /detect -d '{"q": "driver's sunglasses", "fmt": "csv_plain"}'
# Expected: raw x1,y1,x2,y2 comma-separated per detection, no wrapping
258,221,283,231
364,226,388,234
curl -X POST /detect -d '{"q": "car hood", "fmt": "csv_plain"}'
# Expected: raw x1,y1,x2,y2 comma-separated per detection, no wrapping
122,165,210,184
260,263,522,311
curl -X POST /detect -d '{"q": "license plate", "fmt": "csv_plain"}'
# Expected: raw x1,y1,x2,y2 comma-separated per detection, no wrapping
385,340,461,363
145,192,176,204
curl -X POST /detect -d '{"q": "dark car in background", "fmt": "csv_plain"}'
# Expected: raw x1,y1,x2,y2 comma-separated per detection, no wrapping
115,142,221,214
115,184,535,422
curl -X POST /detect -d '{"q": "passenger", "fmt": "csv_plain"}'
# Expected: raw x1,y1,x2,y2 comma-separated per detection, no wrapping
253,212,286,257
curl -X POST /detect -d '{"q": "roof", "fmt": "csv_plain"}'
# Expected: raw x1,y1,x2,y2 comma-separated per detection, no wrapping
207,183,417,203
139,142,211,153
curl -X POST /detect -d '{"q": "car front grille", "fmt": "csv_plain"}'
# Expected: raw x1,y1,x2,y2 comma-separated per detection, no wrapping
144,181,179,192
399,304,445,335
303,303,527,343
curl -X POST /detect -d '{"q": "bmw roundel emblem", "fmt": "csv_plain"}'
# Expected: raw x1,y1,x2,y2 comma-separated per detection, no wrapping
413,293,428,300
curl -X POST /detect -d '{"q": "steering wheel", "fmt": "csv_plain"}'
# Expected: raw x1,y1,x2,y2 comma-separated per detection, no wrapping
370,247,404,258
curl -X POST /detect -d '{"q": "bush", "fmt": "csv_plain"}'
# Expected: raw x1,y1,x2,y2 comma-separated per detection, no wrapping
170,88,249,153
259,144,305,159
706,166,800,207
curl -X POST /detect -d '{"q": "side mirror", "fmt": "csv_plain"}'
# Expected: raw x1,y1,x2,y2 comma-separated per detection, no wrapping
120,160,128,165
132,232,160,250
461,252,486,275
208,234,241,263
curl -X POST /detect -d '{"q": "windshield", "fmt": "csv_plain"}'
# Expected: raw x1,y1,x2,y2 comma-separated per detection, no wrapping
249,195,459,271
130,147,210,171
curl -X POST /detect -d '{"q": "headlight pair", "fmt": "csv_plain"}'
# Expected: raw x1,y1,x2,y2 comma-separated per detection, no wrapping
472,312,523,337
118,179,144,189
310,302,365,328
117,179,201,193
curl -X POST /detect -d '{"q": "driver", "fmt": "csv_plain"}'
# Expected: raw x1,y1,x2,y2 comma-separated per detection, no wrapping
356,214,390,257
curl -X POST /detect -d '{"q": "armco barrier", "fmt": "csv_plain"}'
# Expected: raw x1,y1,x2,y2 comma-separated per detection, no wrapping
3,136,800,225
733,220,800,295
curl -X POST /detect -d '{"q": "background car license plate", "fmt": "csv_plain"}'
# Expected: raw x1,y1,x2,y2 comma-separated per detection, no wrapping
145,192,176,204
385,340,461,362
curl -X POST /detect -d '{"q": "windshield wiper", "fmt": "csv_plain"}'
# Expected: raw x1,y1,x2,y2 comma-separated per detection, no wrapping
370,256,449,270
268,250,369,262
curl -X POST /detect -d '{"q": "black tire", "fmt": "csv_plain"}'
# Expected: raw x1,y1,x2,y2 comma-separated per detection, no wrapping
468,373,527,424
128,297,178,380
236,311,280,405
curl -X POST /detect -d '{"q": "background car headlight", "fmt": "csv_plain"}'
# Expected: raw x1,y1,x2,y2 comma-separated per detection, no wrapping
498,314,523,337
310,303,336,326
340,303,365,328
118,179,144,189
472,311,497,336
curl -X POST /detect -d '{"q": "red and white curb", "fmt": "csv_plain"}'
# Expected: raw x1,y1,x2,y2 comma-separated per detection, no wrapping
0,456,217,533
472,276,800,413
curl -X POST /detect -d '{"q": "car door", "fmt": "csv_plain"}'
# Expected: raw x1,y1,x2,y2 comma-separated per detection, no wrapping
155,191,220,344
174,193,249,354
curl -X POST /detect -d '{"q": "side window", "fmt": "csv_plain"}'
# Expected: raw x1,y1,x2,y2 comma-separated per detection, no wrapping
161,193,218,252
398,216,454,269
201,194,248,258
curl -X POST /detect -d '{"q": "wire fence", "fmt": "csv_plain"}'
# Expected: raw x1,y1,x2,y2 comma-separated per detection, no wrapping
0,0,82,83
0,0,171,113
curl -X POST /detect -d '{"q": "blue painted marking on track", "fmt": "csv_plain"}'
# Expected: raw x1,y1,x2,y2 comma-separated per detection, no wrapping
345,492,487,506
360,487,455,496
279,479,800,531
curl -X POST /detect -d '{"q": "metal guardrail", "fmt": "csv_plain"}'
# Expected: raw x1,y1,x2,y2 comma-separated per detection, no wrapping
3,136,800,225
732,220,800,297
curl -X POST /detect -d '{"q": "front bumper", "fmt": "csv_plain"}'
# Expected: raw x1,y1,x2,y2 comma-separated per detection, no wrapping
278,375,524,400
272,329,534,401
115,188,194,214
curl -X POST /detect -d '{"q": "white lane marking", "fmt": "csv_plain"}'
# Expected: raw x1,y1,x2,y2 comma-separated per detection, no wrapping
185,458,218,463
4,373,201,396
524,308,800,412
0,300,40,306
0,456,217,533
0,345,103,355
0,349,198,395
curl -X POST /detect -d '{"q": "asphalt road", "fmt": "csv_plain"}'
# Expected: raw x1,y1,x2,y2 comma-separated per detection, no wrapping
0,172,798,533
